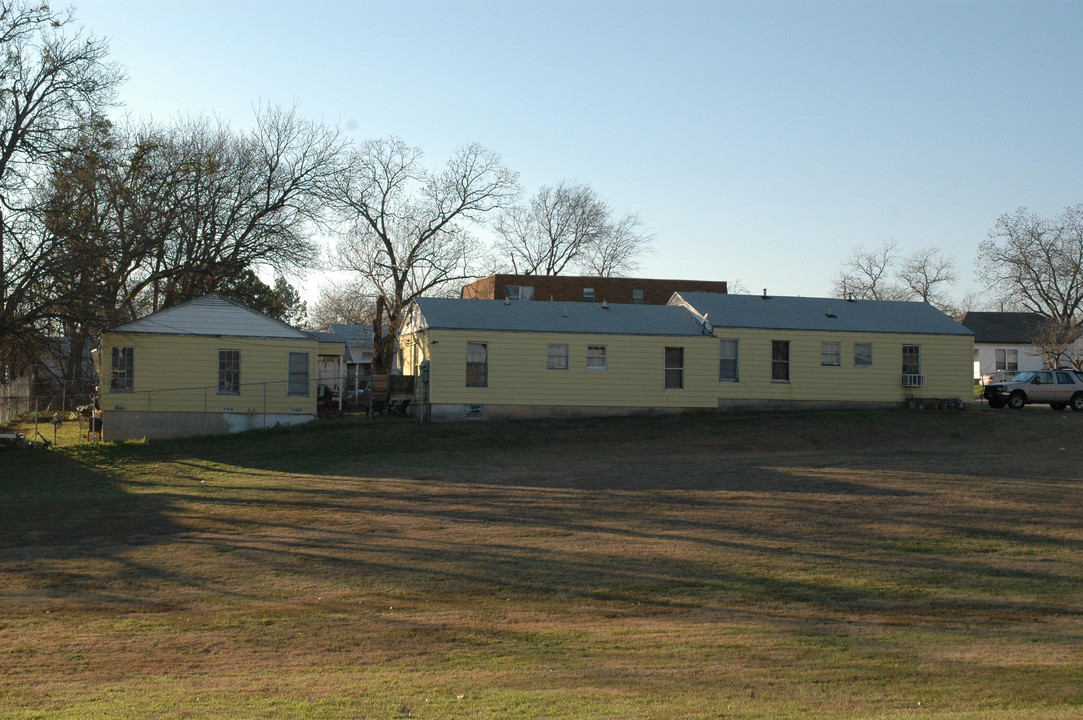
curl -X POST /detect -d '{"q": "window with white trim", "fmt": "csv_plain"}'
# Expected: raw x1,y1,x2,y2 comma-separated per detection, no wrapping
466,342,488,387
771,341,790,382
995,348,1018,372
586,345,607,370
111,346,134,392
547,343,569,370
664,347,684,389
218,350,241,395
287,351,310,396
854,342,873,367
505,285,534,300
719,339,739,381
583,288,595,302
902,345,921,376
821,341,841,366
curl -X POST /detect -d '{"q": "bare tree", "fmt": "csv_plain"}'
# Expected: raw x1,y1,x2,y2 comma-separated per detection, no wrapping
977,204,1083,324
495,182,607,275
330,137,518,328
305,280,375,331
832,241,907,300
1031,318,1083,370
898,247,958,311
494,181,651,277
0,0,123,372
581,212,654,277
136,105,343,311
953,288,992,317
833,241,959,309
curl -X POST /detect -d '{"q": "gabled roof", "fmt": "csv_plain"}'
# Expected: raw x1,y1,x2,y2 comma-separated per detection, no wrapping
328,323,375,346
672,292,973,336
108,293,314,340
957,311,1046,344
408,297,710,336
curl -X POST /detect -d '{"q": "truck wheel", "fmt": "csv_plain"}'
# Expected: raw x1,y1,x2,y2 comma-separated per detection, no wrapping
1008,392,1026,410
1071,394,1083,412
1051,403,1067,411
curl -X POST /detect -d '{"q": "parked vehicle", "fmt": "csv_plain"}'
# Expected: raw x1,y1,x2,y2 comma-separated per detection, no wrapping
982,370,1018,385
983,369,1083,410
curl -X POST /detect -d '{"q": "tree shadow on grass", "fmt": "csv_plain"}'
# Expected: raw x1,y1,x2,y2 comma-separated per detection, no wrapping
0,449,187,605
4,411,1082,643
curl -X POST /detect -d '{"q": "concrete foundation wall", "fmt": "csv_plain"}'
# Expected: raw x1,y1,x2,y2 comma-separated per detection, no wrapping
716,398,901,412
104,411,316,441
423,403,701,422
421,398,968,421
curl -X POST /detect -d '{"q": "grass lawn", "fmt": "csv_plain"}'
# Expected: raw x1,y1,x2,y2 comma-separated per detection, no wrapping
1,408,1082,719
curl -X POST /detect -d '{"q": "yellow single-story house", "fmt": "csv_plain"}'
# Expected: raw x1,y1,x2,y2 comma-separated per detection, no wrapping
670,291,974,408
397,293,974,421
99,293,344,440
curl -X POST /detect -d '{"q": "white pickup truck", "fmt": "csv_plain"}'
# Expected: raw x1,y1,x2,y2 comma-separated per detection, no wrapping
983,369,1083,411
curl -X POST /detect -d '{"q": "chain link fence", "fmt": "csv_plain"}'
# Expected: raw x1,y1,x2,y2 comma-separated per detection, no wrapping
0,373,418,448
1,389,101,448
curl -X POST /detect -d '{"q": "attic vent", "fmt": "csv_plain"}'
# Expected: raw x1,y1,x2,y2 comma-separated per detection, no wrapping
762,288,770,299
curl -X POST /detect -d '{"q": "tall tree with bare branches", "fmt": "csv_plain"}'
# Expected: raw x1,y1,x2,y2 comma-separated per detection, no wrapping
833,241,958,312
330,137,519,328
976,204,1083,324
494,181,652,277
0,0,123,373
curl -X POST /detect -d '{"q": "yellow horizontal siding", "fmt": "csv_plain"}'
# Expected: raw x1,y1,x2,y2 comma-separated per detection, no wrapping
402,327,973,408
408,329,719,408
100,332,319,414
712,329,973,402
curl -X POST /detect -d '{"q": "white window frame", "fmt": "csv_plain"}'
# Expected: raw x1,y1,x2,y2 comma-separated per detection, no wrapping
664,347,684,389
111,346,134,392
505,285,534,301
583,288,595,303
902,344,922,376
547,343,569,370
854,342,873,368
586,345,607,370
466,342,488,387
287,351,310,396
821,341,841,366
719,339,739,381
218,349,241,395
995,348,1018,372
771,340,790,382
632,288,645,304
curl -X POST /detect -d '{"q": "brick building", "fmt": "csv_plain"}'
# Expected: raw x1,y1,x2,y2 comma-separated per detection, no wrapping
461,274,728,305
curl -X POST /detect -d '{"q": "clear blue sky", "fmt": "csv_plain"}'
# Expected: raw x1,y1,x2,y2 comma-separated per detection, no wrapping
74,0,1083,302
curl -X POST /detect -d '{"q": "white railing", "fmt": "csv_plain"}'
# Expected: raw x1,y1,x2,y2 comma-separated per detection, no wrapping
902,374,926,387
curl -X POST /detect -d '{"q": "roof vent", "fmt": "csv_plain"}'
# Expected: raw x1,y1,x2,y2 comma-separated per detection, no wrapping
563,308,568,318
762,288,770,299
847,292,856,302
601,300,609,310
826,308,836,318
504,297,510,306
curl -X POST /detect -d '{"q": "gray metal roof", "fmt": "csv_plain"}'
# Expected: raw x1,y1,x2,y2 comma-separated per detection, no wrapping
673,292,974,336
329,323,376,346
109,293,314,339
411,297,710,336
957,311,1045,344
